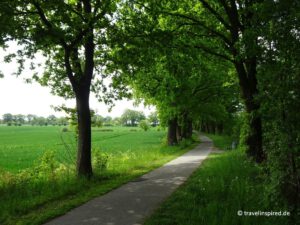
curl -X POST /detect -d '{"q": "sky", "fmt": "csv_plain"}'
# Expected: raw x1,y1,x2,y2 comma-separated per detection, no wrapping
0,43,154,118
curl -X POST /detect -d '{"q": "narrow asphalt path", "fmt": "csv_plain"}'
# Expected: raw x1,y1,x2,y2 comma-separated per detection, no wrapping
44,135,213,225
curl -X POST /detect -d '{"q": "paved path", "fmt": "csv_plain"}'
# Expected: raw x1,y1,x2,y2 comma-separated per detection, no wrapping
44,135,213,225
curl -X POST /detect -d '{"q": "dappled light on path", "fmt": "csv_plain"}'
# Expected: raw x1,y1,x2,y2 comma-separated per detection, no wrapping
44,136,212,225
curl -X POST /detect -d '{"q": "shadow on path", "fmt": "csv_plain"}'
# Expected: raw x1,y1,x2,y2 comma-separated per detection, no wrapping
44,136,213,225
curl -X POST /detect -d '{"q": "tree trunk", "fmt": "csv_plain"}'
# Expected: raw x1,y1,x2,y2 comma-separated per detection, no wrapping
234,62,265,163
76,88,93,177
187,120,193,138
168,118,178,145
245,111,264,162
176,124,182,142
217,123,223,134
181,112,193,139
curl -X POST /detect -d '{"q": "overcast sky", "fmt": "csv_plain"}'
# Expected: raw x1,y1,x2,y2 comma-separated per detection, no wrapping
0,43,154,118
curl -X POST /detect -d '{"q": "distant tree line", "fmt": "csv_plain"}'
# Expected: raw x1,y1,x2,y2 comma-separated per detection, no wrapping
0,113,68,126
0,110,159,128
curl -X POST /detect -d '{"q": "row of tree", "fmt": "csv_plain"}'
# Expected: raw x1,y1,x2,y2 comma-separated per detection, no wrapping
0,0,299,214
0,113,68,126
108,0,300,215
0,110,159,127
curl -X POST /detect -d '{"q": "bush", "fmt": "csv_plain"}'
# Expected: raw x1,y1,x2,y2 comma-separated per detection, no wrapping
61,127,68,132
92,151,109,172
139,120,150,131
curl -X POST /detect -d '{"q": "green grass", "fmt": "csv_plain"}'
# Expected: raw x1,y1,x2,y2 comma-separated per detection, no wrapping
144,134,292,225
0,126,168,172
0,125,198,225
204,133,233,150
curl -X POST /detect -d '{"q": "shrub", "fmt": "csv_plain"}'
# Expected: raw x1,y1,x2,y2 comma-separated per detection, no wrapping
61,127,68,132
139,120,150,131
92,151,109,172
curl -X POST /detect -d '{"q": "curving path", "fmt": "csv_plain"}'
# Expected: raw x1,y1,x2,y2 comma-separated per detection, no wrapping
44,135,213,225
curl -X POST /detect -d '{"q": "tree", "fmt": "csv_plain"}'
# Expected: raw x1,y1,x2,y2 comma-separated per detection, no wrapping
14,114,25,125
119,0,266,162
148,111,159,127
32,116,47,126
103,116,113,126
112,117,121,126
120,109,145,126
256,0,300,217
57,116,68,126
47,115,57,125
2,113,13,125
91,114,103,128
108,0,242,147
5,0,124,177
27,114,37,125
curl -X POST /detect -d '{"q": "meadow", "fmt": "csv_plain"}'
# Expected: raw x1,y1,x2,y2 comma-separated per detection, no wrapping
0,126,168,172
0,125,196,225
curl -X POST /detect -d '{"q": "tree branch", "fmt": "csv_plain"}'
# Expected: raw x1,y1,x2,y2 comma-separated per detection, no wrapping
191,43,233,62
64,49,78,90
198,0,231,30
82,0,94,82
65,2,86,22
161,10,232,46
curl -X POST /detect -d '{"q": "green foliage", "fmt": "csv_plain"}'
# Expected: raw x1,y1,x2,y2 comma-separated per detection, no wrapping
92,150,109,172
33,151,57,180
205,133,233,151
256,0,300,214
0,0,299,218
148,111,159,127
139,120,150,131
178,138,194,149
61,127,69,132
120,109,146,126
145,150,291,225
91,114,103,128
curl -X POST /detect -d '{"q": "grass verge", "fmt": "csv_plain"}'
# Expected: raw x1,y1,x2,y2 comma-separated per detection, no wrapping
204,133,233,150
0,132,199,225
144,134,292,225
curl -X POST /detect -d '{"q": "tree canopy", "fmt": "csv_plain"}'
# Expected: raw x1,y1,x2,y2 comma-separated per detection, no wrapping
1,0,299,212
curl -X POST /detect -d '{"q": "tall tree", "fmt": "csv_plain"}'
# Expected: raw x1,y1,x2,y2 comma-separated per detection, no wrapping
5,0,122,177
257,0,300,217
120,0,266,162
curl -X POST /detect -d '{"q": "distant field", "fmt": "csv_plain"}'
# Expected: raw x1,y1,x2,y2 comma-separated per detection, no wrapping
0,126,166,172
0,125,197,225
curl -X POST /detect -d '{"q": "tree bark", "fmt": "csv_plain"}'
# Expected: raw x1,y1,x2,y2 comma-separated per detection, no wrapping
234,62,265,163
76,87,93,177
168,118,178,145
181,112,193,139
176,124,182,142
245,108,264,162
187,120,193,138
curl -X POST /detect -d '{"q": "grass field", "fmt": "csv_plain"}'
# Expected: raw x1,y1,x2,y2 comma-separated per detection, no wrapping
144,134,293,225
0,126,167,172
0,125,197,225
